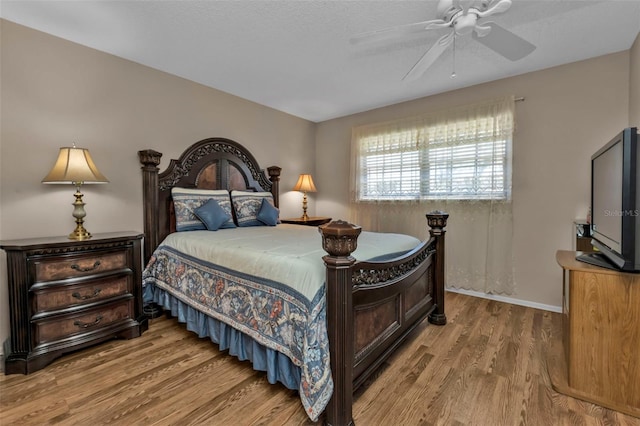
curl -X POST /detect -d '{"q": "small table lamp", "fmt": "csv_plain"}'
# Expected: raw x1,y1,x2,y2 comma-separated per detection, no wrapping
42,144,109,240
293,174,317,221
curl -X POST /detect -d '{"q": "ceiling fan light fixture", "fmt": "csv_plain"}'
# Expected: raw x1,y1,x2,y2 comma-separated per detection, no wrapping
453,13,478,35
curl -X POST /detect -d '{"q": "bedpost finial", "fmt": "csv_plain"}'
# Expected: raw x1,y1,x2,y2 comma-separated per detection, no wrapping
319,220,362,257
267,166,281,181
426,210,449,235
138,149,162,168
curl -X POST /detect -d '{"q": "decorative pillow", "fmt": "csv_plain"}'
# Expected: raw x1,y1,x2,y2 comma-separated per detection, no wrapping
194,199,232,231
256,197,279,226
171,188,235,231
231,190,276,227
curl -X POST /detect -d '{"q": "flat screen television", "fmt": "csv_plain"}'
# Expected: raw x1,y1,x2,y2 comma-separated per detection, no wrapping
577,127,639,272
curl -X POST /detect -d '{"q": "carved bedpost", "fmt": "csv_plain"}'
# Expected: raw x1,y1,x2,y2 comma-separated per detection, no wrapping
426,211,448,325
138,149,162,264
267,166,281,208
320,220,361,426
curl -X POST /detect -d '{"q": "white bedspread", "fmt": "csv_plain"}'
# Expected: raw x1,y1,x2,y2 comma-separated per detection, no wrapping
160,223,420,302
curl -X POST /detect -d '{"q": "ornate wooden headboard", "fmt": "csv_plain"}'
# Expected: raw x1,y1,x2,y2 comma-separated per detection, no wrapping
138,137,281,262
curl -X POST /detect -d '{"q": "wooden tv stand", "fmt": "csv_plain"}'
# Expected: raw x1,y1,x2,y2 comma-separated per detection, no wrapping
550,250,640,418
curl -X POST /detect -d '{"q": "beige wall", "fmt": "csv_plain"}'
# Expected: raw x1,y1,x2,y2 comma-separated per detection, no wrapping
630,32,640,126
0,20,316,353
315,51,631,309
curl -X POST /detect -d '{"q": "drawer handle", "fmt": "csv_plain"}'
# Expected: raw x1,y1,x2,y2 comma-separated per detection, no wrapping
72,288,102,300
73,315,103,329
70,260,101,272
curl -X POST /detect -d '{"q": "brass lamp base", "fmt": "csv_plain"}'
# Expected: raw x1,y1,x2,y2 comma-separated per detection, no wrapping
300,191,309,221
68,185,92,240
69,225,91,240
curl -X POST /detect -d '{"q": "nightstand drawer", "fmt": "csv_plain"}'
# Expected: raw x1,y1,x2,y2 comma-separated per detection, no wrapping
34,251,128,282
32,275,131,313
34,298,134,344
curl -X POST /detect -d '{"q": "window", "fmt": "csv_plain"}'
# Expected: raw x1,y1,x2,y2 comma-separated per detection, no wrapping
352,98,514,202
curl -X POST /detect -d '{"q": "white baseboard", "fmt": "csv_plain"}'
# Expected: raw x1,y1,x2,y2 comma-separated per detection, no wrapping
446,288,562,313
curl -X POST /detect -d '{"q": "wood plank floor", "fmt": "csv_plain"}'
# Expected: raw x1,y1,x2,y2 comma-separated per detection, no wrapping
1,292,638,425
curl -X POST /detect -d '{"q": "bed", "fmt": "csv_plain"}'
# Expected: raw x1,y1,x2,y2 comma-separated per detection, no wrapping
138,137,448,425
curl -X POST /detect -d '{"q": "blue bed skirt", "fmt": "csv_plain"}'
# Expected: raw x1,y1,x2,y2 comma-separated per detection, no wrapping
144,284,302,391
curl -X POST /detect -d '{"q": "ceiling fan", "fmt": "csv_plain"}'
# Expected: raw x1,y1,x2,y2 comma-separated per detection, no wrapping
351,0,536,81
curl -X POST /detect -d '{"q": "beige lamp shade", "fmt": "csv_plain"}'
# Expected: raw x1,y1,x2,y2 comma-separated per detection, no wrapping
293,174,316,221
42,146,109,184
293,174,317,193
42,145,108,240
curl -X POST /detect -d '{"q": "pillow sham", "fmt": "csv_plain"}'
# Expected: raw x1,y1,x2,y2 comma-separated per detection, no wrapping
194,198,232,231
231,190,277,227
172,188,236,231
256,197,279,226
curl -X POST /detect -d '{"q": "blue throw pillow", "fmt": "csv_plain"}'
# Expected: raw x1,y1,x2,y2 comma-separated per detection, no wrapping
194,199,233,231
256,197,279,226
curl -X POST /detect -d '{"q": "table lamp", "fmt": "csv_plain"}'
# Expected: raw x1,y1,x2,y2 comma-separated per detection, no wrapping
293,174,317,221
42,144,109,240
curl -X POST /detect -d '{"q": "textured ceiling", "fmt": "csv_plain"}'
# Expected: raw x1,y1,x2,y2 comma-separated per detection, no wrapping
2,1,639,122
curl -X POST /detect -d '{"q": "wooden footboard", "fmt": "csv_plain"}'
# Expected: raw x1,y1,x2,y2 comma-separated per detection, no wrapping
319,212,448,426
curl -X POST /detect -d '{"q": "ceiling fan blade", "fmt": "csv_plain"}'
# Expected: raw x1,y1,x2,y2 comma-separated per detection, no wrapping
472,22,535,61
403,32,454,81
350,19,447,45
477,0,512,18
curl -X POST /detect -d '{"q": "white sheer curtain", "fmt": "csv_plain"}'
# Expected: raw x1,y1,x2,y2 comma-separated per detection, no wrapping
350,96,515,295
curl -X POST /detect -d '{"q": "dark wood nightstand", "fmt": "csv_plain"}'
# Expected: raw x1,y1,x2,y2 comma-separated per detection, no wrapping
0,231,148,374
281,217,332,226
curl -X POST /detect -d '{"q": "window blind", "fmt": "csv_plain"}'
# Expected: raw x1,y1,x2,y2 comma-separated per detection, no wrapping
352,97,514,202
